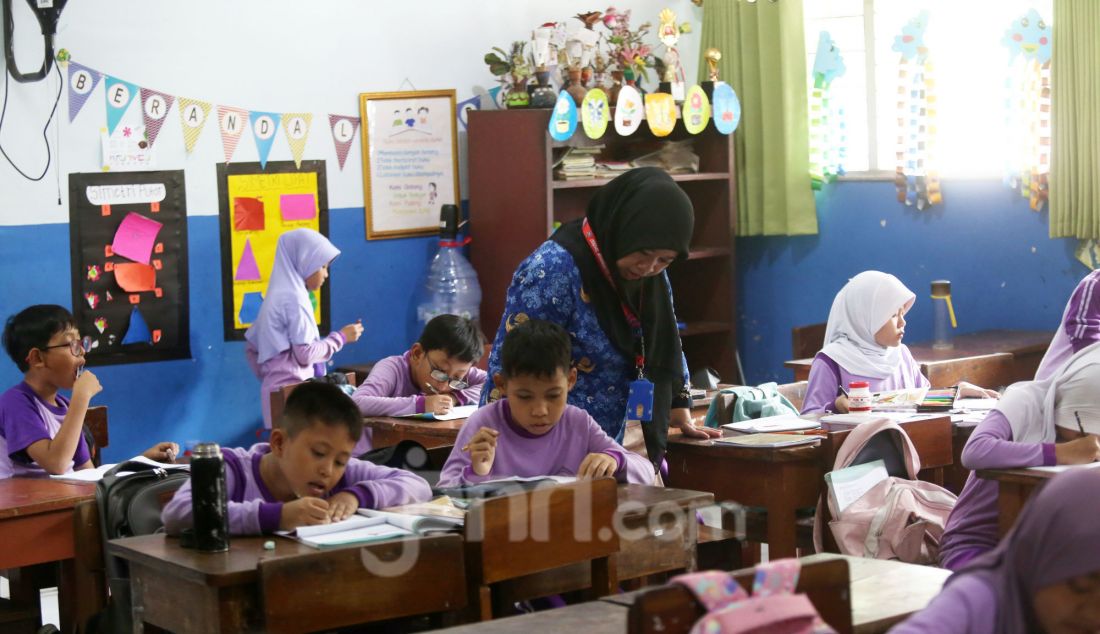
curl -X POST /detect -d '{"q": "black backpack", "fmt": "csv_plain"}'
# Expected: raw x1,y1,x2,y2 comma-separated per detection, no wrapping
86,461,190,633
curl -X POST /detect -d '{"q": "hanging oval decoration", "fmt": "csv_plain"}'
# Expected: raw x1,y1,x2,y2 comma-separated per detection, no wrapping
613,84,644,136
644,92,677,137
711,82,741,135
548,92,578,141
682,85,712,135
581,88,610,139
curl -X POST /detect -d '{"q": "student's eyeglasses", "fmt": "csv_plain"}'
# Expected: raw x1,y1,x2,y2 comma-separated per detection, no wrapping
41,336,93,358
426,358,469,390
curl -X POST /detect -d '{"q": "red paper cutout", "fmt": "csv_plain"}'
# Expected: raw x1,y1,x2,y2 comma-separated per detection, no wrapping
129,294,140,304
104,245,114,257
104,262,115,272
233,197,265,231
150,201,160,212
154,242,164,253
115,263,156,292
152,259,162,270
154,288,163,298
101,205,111,217
152,329,162,343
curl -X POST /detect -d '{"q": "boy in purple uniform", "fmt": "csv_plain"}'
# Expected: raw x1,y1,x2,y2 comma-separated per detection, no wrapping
162,381,431,535
1035,269,1100,380
893,469,1100,634
438,319,654,487
939,342,1100,570
0,305,176,478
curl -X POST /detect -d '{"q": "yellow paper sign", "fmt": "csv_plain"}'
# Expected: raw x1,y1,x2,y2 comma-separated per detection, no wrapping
644,93,677,137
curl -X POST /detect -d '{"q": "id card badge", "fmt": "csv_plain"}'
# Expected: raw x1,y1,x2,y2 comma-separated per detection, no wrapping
626,378,655,421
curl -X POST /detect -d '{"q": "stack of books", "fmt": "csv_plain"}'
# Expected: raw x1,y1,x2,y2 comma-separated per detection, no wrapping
553,146,602,180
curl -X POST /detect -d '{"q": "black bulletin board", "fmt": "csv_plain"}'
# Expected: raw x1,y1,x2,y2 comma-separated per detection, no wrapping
68,170,190,366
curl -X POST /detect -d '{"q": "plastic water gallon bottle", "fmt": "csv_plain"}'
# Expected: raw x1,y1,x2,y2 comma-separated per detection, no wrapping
930,280,957,350
416,204,482,329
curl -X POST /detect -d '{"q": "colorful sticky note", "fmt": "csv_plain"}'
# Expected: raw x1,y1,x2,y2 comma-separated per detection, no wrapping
122,307,151,345
233,197,265,231
239,292,264,325
235,239,262,282
111,212,163,265
114,262,156,292
280,194,317,221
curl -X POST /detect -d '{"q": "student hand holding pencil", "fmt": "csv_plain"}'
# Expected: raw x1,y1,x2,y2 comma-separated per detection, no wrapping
280,497,332,530
463,427,498,476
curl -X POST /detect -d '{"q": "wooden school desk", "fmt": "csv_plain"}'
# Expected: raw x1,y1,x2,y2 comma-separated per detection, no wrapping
0,478,98,631
976,466,1067,537
437,599,628,633
783,329,1053,385
665,415,953,559
364,414,469,449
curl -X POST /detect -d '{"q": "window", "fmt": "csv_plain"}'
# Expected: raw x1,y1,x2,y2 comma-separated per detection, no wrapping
805,0,1053,177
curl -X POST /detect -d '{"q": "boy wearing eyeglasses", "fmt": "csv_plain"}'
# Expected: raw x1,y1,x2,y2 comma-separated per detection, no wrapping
0,305,176,478
351,314,487,426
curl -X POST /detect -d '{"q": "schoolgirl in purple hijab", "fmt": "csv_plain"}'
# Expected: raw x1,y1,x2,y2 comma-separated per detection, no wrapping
245,229,363,427
892,468,1100,634
1035,269,1100,380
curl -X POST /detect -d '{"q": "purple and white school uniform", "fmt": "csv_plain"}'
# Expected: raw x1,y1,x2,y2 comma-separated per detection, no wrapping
351,351,487,417
160,443,431,536
1035,269,1100,380
437,399,654,488
0,382,90,478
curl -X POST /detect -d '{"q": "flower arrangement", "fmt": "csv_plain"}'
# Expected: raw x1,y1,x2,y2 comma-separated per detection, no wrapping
602,6,654,81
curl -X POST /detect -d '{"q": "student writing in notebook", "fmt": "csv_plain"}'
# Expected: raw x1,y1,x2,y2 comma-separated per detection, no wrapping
938,342,1100,571
893,468,1100,634
800,271,997,414
1035,269,1100,380
437,319,654,487
0,305,176,478
162,382,430,535
244,229,364,429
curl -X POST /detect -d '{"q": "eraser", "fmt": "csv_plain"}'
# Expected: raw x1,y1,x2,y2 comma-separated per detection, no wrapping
263,540,275,550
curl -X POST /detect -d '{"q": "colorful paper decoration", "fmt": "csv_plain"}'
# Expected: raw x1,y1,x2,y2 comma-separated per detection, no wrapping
178,97,212,154
217,105,249,163
280,194,316,221
644,93,676,137
104,76,138,136
238,292,264,325
114,263,157,292
328,115,360,171
581,89,610,139
809,31,848,190
548,92,578,141
87,265,101,282
682,85,711,135
233,197,265,231
711,82,741,135
94,317,108,334
1002,9,1051,212
85,292,99,310
249,111,282,169
139,88,175,150
122,307,151,345
614,85,644,136
455,94,480,131
111,212,163,265
282,113,313,169
893,11,942,210
234,239,262,281
67,62,102,123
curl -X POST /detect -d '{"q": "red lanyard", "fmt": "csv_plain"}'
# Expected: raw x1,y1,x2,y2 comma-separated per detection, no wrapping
581,218,646,374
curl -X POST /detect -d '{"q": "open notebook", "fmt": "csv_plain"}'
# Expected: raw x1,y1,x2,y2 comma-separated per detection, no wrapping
50,455,188,482
399,404,478,421
277,506,465,549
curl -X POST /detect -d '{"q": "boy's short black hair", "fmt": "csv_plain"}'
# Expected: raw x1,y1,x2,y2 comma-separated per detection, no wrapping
278,382,363,443
417,314,485,363
2,305,77,373
500,319,572,380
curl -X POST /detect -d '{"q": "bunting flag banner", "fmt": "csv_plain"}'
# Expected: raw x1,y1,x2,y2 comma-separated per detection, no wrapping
808,31,847,190
67,62,102,123
139,88,175,150
456,94,480,130
1002,9,1052,212
249,111,281,169
892,11,942,210
104,75,138,136
217,105,249,164
281,112,313,169
328,114,359,170
177,97,212,154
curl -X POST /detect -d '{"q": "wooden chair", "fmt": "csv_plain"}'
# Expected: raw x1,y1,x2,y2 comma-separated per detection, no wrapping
627,556,853,634
464,478,620,621
267,372,357,429
791,322,827,360
776,381,808,412
259,534,466,633
921,352,1015,390
84,405,109,465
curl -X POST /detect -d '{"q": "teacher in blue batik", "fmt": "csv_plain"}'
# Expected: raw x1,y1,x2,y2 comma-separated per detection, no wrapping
481,168,720,471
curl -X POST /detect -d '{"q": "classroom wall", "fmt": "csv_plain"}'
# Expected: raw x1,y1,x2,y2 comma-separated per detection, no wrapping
0,1,702,459
737,179,1085,384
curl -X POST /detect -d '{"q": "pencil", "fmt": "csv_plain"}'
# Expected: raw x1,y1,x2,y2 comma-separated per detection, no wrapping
1076,411,1087,435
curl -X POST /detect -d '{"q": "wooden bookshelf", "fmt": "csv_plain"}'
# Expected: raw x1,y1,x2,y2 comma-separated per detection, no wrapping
467,108,740,382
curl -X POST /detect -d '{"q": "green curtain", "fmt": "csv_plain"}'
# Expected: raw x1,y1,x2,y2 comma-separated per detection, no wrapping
698,0,817,236
1050,0,1100,239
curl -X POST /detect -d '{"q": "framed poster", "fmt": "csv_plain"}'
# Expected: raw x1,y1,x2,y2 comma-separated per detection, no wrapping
359,89,460,239
68,170,190,366
216,160,330,341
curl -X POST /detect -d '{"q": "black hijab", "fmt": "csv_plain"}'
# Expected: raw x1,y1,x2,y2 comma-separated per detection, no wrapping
551,167,694,465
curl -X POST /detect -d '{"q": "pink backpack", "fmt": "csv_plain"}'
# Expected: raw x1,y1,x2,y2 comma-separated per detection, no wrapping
812,419,957,564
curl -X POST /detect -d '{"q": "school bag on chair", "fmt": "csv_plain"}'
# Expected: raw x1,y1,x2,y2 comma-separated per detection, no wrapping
812,419,957,564
703,383,799,428
85,461,190,633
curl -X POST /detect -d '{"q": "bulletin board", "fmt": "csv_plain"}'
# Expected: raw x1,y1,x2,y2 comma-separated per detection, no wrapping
216,161,330,341
68,170,191,366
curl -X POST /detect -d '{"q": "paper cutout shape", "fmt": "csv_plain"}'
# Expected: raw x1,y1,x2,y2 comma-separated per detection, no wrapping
455,94,480,131
1003,9,1052,65
104,245,114,257
893,11,930,64
683,85,712,135
178,97,212,154
614,85,644,136
249,111,282,169
548,92,578,141
94,318,108,334
152,329,162,343
712,82,741,135
152,259,163,270
581,89,610,139
154,288,163,298
233,197,265,231
644,93,677,137
111,212,163,265
85,293,99,310
139,88,176,149
154,243,163,253
122,307,151,345
104,76,138,136
67,62,103,123
235,240,262,282
106,291,114,302
282,112,313,169
104,262,115,272
87,265,101,281
280,194,317,221
114,262,157,292
238,292,264,325
129,294,140,304
150,201,160,212
328,115,360,171
217,105,249,163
